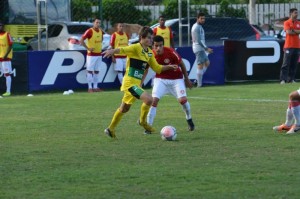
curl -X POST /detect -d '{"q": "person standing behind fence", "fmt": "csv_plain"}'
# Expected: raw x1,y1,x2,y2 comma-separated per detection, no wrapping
191,12,213,88
279,8,300,84
110,23,129,85
0,21,13,97
80,18,104,92
153,16,174,48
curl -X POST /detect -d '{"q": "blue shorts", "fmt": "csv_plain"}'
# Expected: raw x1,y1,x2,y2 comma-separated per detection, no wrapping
195,51,209,65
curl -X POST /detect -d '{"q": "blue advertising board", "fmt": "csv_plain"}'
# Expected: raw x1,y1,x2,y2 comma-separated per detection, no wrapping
27,47,225,92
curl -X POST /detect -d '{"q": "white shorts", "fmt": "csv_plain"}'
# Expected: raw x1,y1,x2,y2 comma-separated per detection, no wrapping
86,56,102,71
152,78,187,99
0,61,12,74
113,58,126,72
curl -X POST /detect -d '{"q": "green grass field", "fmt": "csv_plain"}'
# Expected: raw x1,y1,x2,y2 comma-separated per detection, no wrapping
1,82,300,199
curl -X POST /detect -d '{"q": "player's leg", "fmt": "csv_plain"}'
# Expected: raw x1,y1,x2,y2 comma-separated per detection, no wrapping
105,92,135,138
86,56,94,92
273,103,294,132
287,90,300,134
2,61,12,96
114,58,124,84
147,78,167,127
196,51,209,87
93,56,102,91
171,79,194,131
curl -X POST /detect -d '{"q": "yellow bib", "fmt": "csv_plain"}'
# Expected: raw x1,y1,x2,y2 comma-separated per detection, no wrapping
113,32,128,57
87,28,103,53
156,27,171,47
0,32,12,59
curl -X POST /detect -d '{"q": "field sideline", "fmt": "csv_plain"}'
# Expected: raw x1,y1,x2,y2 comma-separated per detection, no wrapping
1,82,300,199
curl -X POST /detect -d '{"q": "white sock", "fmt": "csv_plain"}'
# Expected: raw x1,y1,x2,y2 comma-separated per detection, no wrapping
117,72,123,84
285,108,294,126
182,101,191,120
87,73,93,89
147,106,157,126
93,73,99,89
196,68,203,87
291,105,300,126
6,75,11,93
203,66,208,74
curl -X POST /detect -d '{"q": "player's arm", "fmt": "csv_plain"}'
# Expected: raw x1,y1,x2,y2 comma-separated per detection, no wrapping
149,56,177,74
179,61,193,89
140,65,150,87
80,29,94,51
103,44,135,58
169,27,175,49
3,33,13,59
110,33,116,62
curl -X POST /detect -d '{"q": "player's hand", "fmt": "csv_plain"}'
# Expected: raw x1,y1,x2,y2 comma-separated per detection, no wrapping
170,64,178,71
207,48,213,54
185,79,193,89
103,49,114,58
88,47,94,52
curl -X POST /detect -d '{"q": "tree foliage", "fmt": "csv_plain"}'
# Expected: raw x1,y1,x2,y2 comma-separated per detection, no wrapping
71,0,93,21
161,0,208,19
217,0,246,18
102,0,151,26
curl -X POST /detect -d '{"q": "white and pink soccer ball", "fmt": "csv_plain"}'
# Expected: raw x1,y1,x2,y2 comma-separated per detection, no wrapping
160,126,177,141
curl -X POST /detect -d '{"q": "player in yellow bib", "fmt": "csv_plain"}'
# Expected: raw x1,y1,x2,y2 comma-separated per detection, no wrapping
80,18,104,92
103,26,178,138
0,21,13,97
153,16,174,48
110,23,129,85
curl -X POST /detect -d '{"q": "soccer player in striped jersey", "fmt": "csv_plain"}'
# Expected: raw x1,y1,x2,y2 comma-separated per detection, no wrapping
146,35,195,134
110,23,129,85
103,27,178,138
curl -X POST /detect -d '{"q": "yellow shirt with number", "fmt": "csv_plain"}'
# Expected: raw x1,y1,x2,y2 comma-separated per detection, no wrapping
119,43,163,91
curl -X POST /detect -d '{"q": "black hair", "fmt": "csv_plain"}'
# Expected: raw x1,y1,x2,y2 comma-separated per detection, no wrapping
290,8,298,14
197,12,205,18
153,35,164,45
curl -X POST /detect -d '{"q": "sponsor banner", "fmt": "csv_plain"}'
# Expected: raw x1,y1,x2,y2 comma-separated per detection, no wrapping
28,47,225,92
0,52,28,93
224,40,297,81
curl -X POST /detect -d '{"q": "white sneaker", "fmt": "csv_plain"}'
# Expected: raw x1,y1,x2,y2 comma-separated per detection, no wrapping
286,125,300,135
280,80,285,84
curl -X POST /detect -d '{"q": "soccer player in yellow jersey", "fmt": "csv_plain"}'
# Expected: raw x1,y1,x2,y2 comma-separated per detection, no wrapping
0,21,13,97
110,23,129,85
80,18,104,93
103,26,178,138
153,16,174,48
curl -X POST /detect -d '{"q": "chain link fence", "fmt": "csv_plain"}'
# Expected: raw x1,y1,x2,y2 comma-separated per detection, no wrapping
1,0,300,50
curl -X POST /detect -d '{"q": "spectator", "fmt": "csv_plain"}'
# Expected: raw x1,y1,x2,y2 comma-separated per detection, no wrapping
279,8,300,84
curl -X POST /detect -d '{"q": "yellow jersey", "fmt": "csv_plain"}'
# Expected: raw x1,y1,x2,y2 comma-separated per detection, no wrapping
119,43,163,91
82,28,103,56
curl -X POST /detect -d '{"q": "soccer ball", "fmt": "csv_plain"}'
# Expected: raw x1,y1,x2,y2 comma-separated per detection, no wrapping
160,126,177,141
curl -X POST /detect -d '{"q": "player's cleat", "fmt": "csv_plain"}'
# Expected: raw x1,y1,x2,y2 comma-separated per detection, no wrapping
137,120,155,133
104,128,116,138
93,88,103,92
286,125,300,135
2,92,11,96
187,118,195,131
144,130,152,135
273,124,292,132
88,89,93,93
